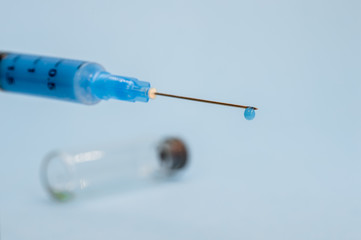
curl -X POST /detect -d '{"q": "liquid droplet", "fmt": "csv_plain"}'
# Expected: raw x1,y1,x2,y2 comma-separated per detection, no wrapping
244,107,255,120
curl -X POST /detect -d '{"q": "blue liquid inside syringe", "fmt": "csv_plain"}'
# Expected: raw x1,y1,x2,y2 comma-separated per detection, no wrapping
0,52,151,104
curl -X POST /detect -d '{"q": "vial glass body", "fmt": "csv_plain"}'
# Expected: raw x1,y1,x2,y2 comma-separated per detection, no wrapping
41,137,189,201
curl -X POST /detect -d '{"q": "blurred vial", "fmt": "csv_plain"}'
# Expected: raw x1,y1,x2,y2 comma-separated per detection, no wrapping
40,137,189,201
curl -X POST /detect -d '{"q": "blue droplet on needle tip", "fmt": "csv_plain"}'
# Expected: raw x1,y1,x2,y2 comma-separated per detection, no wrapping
244,107,255,120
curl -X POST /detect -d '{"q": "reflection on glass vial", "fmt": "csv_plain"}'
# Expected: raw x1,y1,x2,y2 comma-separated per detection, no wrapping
41,137,189,201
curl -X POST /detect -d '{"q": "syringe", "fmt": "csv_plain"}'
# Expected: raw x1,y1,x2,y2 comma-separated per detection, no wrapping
0,52,258,119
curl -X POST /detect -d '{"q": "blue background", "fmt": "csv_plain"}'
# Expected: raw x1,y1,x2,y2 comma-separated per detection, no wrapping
0,0,360,239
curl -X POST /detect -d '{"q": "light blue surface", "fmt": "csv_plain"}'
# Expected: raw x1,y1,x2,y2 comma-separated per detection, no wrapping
0,0,360,239
0,53,150,104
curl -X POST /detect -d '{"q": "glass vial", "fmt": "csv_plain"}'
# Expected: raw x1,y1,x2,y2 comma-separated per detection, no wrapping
40,137,188,201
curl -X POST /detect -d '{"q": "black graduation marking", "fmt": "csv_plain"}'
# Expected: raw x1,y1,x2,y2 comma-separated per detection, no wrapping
33,58,41,65
47,82,56,90
13,55,20,63
77,62,86,70
6,76,14,84
28,57,41,73
48,69,57,77
55,60,63,67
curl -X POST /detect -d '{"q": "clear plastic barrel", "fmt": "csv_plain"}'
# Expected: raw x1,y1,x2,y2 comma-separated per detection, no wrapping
40,137,189,201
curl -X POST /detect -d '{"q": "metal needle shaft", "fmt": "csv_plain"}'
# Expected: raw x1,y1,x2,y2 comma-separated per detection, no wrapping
154,92,258,110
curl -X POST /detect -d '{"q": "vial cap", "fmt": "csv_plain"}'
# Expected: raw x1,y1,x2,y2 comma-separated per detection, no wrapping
158,138,188,171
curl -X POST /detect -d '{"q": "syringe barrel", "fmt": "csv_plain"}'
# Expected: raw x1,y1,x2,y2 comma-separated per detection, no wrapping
0,52,151,104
